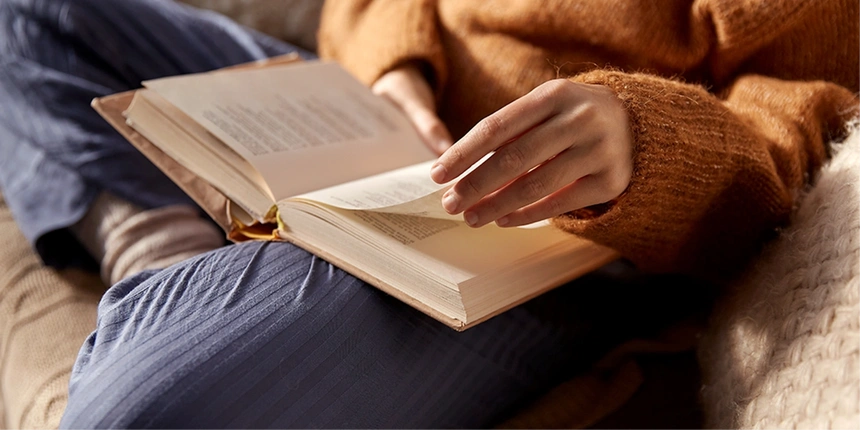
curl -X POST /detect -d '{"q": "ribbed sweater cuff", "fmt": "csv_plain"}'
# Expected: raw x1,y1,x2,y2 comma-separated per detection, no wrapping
553,71,792,276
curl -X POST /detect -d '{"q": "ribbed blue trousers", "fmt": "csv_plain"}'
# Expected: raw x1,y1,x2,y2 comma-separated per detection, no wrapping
0,0,311,268
0,0,694,427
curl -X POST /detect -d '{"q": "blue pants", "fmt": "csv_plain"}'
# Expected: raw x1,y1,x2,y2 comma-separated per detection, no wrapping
61,242,649,428
0,0,311,268
0,0,701,427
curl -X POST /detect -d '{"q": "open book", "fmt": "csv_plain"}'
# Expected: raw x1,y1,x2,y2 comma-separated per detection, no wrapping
92,56,618,330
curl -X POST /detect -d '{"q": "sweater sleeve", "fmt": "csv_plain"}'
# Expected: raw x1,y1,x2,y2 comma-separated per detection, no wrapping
317,0,446,92
553,71,858,278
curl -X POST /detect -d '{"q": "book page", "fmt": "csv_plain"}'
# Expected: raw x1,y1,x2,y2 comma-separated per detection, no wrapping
278,201,579,285
291,161,455,219
290,153,494,220
124,91,276,221
346,211,572,280
278,187,617,327
137,90,273,201
143,61,436,200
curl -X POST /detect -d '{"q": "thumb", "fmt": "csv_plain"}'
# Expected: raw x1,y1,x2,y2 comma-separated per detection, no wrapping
401,100,453,155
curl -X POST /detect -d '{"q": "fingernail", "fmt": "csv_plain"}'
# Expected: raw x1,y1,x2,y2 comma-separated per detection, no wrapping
464,211,479,226
430,163,447,183
496,216,509,227
442,190,460,213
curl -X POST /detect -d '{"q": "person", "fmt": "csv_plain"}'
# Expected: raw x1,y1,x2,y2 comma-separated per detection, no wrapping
330,0,860,278
0,0,855,428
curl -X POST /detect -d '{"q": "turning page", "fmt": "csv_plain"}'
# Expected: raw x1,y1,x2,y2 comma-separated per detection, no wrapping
292,161,454,219
291,154,494,219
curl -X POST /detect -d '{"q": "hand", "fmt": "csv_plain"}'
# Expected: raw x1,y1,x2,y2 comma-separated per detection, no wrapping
429,79,633,227
372,64,453,155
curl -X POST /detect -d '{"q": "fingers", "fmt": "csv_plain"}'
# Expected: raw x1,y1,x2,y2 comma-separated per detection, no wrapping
456,143,598,227
466,143,632,227
462,165,629,228
372,65,452,154
430,81,568,183
439,113,581,214
460,138,631,227
431,78,632,227
496,174,613,227
400,99,453,154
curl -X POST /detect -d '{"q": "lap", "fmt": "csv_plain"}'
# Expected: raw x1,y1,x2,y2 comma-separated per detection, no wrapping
0,3,710,427
60,241,648,428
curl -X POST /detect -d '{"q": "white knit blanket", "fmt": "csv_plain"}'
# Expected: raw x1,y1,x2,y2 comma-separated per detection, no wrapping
699,123,860,429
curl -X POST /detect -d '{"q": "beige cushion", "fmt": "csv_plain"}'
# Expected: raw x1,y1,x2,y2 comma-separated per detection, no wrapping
178,0,324,51
0,195,105,429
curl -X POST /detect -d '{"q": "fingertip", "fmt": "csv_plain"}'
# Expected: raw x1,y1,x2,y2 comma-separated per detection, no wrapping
430,162,448,183
464,210,479,227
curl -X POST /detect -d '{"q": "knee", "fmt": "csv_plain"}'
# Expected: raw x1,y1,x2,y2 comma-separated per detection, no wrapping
0,1,70,70
57,266,206,428
0,0,111,64
0,2,30,57
59,343,157,428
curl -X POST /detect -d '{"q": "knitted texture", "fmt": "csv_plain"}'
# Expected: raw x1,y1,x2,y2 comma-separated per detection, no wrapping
319,0,859,276
100,204,223,285
0,193,103,429
698,123,860,429
72,192,224,285
70,191,142,276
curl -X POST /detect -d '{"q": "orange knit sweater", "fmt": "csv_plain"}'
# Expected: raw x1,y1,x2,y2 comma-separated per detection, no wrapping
318,0,859,277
